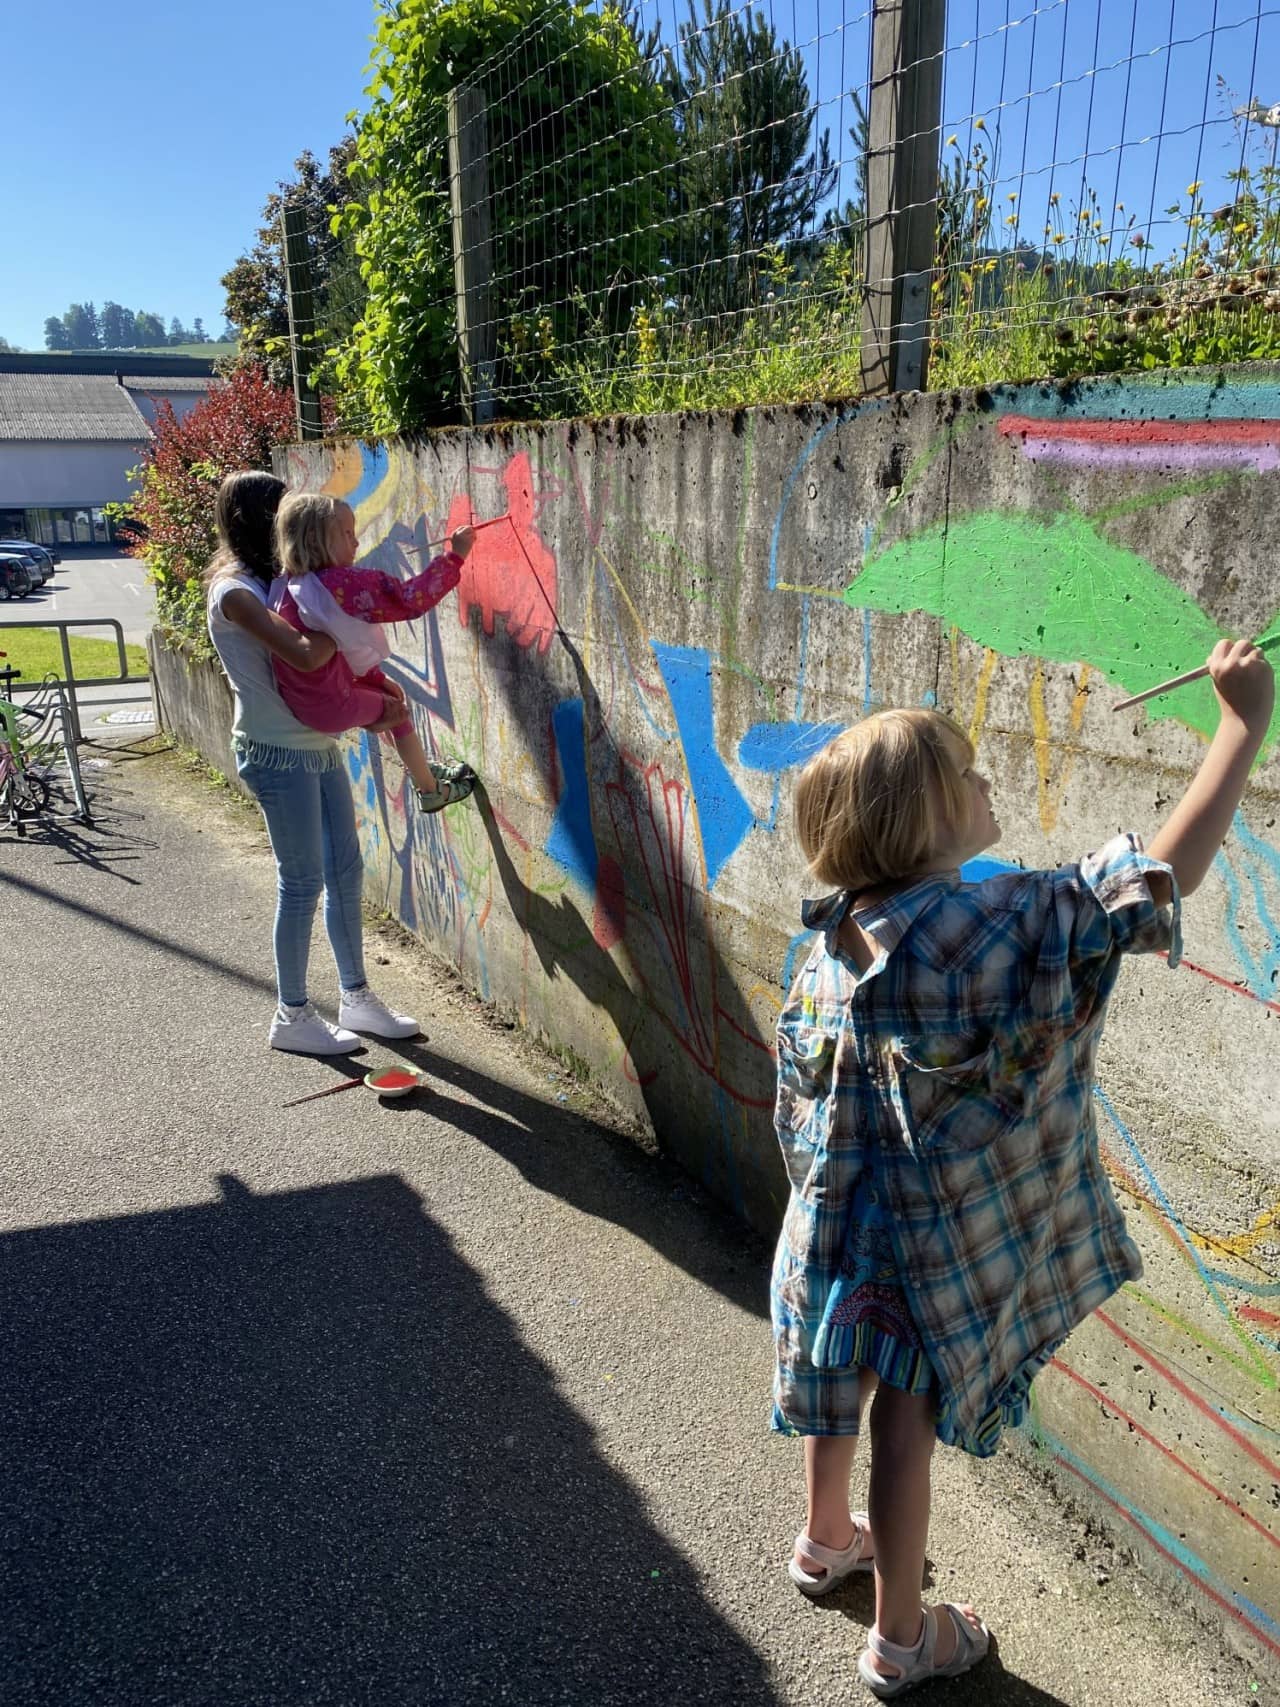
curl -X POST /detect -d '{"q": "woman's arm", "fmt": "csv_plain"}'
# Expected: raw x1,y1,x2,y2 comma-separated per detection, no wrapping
1145,639,1274,901
221,586,338,673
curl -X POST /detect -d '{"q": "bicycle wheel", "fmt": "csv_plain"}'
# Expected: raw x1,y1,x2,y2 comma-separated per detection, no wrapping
10,769,49,817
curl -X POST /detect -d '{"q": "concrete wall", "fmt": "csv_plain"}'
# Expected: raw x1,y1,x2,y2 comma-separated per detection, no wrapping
148,629,248,795
276,369,1280,1662
1,441,144,507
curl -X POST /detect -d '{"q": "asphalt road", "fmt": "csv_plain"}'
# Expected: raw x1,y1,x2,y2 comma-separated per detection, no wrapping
0,747,1264,1706
0,548,156,733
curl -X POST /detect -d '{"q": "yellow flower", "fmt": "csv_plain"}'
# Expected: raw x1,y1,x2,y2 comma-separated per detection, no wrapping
1008,191,1018,201
974,116,986,130
1050,192,1061,205
1235,221,1251,234
946,134,958,147
1080,210,1090,223
1005,214,1017,226
1098,234,1110,245
1053,233,1066,245
976,196,989,212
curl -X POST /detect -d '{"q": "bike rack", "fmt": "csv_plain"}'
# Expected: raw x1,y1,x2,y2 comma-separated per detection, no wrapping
0,666,93,830
0,617,146,743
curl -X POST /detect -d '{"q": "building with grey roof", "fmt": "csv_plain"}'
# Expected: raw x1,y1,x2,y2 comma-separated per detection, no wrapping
0,352,218,545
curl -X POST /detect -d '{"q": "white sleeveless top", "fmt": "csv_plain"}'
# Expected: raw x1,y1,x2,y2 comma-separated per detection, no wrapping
207,570,337,765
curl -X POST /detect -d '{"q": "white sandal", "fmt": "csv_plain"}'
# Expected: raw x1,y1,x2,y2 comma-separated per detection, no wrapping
856,1603,990,1698
787,1510,874,1595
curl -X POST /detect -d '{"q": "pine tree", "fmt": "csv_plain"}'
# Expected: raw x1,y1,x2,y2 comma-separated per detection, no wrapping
44,316,72,351
82,301,101,347
664,1,836,313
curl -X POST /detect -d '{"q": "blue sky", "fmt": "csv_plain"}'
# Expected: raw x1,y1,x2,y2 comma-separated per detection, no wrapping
0,0,376,350
3,0,1276,352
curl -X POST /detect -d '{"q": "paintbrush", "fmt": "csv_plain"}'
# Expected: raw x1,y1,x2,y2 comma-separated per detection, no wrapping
281,1078,364,1109
405,516,508,552
1112,633,1280,711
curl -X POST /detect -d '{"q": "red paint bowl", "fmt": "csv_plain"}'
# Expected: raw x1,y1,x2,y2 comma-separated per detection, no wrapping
364,1068,423,1099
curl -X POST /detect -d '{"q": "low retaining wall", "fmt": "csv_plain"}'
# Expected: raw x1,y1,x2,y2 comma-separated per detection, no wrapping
156,362,1280,1666
147,630,248,796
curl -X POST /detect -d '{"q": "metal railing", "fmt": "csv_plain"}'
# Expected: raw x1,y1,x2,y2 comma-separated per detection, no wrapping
0,618,147,742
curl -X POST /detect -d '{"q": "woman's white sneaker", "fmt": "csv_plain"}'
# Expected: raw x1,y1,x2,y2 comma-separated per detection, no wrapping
338,986,420,1040
270,1001,360,1054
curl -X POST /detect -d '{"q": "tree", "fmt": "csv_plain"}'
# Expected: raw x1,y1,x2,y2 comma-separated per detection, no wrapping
100,301,137,348
135,311,166,345
113,367,301,647
168,316,188,344
62,303,95,349
335,1,678,428
822,92,870,272
664,2,836,313
44,316,71,351
192,317,208,343
83,301,101,348
0,336,16,352
220,137,362,387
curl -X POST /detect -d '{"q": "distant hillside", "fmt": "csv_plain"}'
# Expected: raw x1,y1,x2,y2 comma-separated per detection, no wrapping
41,342,237,361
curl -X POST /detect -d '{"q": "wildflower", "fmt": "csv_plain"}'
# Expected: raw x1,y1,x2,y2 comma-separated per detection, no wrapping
1008,191,1018,201
1080,210,1090,223
1131,233,1147,248
975,116,986,130
1005,214,1017,226
1187,180,1202,196
1053,233,1066,245
976,196,989,212
1234,221,1251,234
1050,191,1061,205
1098,235,1110,245
1116,202,1125,213
946,134,958,147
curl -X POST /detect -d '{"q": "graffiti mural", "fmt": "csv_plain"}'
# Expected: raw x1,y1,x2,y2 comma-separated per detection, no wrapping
286,364,1280,1667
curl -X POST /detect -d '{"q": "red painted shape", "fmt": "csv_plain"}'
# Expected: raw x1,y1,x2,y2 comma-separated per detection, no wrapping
1241,1306,1280,1331
998,414,1280,446
1051,1453,1280,1660
592,853,627,951
369,1070,418,1089
1048,1358,1280,1553
449,453,559,653
1094,1309,1280,1482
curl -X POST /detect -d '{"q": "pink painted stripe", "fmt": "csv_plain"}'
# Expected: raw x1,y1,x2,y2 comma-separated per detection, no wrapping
1048,1357,1280,1553
1051,1452,1280,1661
1094,1309,1280,1482
1177,954,1280,1017
1016,441,1280,472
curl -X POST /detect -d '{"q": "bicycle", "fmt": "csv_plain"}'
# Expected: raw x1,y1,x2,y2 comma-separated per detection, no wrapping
0,653,53,834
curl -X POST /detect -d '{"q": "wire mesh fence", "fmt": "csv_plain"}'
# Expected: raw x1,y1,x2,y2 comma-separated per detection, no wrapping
282,0,1280,435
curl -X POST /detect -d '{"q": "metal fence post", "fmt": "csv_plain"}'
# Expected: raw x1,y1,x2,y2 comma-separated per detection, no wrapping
860,0,946,397
447,84,496,425
281,202,325,442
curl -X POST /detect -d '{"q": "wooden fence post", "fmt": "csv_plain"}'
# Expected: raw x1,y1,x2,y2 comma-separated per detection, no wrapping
447,84,496,425
860,0,946,396
280,202,324,442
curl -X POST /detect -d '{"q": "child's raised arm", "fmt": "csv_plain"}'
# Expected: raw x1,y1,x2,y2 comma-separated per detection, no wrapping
1145,639,1275,902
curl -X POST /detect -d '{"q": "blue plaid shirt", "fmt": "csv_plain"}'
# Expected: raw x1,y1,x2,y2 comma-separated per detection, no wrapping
772,834,1181,1454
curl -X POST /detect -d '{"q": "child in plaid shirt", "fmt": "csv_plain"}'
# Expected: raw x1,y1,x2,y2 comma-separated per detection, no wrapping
771,641,1274,1697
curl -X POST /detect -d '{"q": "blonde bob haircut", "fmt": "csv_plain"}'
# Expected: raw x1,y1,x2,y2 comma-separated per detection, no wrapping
795,708,973,893
274,491,349,577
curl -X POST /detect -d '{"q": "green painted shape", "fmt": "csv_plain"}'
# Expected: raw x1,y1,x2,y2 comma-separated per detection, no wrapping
845,511,1280,751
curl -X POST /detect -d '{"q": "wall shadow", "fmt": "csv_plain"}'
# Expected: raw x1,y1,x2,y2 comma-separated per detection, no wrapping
1,1173,780,1706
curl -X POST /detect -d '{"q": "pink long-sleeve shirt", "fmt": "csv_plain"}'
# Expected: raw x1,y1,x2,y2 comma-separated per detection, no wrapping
272,554,462,739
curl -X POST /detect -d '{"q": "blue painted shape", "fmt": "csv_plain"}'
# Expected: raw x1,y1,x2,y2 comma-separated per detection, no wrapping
652,642,755,887
738,720,841,772
960,854,1021,882
545,697,598,891
347,442,391,512
780,929,814,991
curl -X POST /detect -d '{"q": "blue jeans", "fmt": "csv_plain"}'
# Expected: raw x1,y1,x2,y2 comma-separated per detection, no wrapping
237,754,367,1007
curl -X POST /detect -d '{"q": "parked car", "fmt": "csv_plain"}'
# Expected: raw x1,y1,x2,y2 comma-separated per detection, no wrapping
0,540,54,582
0,554,35,599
